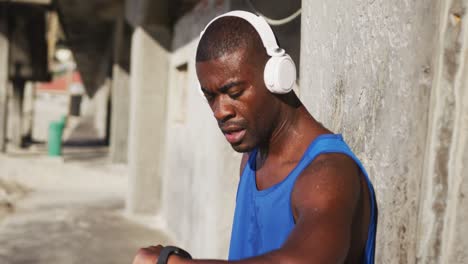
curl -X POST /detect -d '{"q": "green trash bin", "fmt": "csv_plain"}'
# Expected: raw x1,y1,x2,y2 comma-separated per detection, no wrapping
48,120,65,156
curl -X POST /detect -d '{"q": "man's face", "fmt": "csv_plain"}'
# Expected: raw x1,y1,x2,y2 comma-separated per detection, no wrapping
196,49,278,152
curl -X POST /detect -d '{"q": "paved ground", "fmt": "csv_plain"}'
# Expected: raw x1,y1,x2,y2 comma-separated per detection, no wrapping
0,147,172,264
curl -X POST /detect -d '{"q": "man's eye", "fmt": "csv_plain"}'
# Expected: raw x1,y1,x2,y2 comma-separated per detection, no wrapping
204,94,214,101
229,90,243,99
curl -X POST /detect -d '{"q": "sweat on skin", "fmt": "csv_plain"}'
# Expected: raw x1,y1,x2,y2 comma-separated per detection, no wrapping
132,14,376,264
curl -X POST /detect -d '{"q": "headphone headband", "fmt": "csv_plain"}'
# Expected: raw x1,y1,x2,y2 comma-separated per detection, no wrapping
200,10,284,57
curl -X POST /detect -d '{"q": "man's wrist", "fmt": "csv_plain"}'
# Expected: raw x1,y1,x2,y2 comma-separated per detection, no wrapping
158,246,192,264
168,255,191,264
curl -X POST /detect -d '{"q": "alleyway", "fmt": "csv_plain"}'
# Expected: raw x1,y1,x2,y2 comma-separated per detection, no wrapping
0,148,172,264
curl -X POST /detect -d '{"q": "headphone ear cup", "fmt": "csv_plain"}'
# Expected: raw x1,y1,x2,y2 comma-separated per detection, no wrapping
263,55,296,94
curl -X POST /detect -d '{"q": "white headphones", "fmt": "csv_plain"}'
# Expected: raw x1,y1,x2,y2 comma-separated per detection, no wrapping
198,10,296,94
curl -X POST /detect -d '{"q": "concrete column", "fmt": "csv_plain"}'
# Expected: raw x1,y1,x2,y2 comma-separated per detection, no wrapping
127,26,170,214
21,81,34,144
0,10,9,152
301,1,437,263
9,79,25,148
416,2,468,263
109,17,131,163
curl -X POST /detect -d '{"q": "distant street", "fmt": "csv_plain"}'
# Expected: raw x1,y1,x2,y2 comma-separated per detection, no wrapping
0,147,172,264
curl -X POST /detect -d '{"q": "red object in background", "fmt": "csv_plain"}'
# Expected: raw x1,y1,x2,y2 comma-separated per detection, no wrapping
37,72,83,92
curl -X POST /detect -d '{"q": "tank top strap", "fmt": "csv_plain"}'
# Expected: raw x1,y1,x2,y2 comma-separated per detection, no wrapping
235,149,259,202
280,134,348,188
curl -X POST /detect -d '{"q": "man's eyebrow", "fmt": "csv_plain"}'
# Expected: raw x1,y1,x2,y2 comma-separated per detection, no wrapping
218,81,245,93
200,81,245,95
200,87,213,95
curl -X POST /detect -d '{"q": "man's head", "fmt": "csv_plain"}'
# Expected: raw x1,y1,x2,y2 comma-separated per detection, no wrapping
196,15,292,153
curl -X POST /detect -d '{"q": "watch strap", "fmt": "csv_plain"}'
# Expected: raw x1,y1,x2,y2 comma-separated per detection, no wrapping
157,246,192,264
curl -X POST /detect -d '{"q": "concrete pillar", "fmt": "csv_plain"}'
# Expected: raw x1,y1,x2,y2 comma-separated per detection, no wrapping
9,79,25,148
127,26,170,214
21,81,34,144
109,17,131,163
300,1,437,263
93,79,111,141
416,2,468,263
0,9,9,152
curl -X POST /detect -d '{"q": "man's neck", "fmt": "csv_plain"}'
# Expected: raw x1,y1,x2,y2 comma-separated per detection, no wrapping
258,98,330,165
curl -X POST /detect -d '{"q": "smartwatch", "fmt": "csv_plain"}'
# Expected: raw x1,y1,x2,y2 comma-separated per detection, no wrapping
157,246,192,264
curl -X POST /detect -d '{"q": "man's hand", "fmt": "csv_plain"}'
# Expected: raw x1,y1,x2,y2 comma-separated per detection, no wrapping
132,245,163,264
132,245,187,264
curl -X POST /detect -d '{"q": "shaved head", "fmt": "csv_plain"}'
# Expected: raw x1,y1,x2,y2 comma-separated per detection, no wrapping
196,16,267,62
195,16,283,153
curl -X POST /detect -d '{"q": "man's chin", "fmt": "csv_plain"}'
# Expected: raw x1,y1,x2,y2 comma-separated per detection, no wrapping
230,142,254,153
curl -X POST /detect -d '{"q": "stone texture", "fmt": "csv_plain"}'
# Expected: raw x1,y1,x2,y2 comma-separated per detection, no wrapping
109,17,131,164
109,64,130,163
300,1,437,263
127,27,170,214
416,1,468,263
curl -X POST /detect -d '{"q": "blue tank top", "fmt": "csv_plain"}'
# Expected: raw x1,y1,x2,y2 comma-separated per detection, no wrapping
228,134,377,263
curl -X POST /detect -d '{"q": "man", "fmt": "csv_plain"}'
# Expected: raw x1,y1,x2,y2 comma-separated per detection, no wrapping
133,11,377,264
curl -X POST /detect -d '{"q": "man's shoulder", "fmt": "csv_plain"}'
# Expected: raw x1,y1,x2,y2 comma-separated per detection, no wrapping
304,152,359,177
291,152,362,214
298,152,361,189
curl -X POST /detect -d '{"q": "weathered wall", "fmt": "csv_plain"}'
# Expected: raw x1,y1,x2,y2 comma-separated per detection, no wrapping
109,17,131,164
301,1,437,263
127,26,170,214
416,1,468,263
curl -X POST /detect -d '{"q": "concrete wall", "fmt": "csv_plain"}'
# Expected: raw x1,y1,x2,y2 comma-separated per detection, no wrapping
417,1,468,263
109,63,129,163
109,17,131,164
300,1,436,262
301,0,468,263
91,80,110,140
126,26,170,214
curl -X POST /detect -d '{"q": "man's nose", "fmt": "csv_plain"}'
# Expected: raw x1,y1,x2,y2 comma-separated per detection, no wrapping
213,96,235,123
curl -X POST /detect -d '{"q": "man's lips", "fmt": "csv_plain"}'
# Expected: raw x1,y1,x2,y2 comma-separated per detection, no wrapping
222,127,246,144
